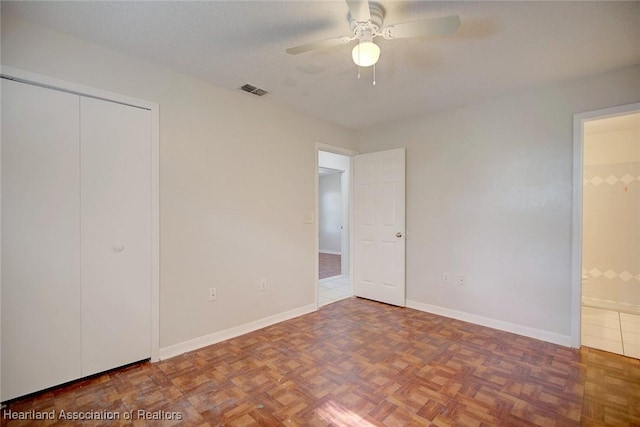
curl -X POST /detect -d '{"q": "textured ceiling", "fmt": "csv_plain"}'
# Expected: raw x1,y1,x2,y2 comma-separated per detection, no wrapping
2,1,639,130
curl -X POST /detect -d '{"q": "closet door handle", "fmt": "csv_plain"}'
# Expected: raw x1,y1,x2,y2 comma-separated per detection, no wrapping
112,245,125,253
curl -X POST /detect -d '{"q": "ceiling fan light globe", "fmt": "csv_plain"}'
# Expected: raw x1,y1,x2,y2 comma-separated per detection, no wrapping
352,41,380,67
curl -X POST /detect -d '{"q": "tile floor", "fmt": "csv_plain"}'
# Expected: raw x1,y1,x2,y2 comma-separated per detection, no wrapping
581,305,640,358
318,275,351,307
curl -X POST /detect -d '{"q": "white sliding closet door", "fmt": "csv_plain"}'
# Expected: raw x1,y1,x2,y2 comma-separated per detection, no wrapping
1,79,82,399
80,97,152,376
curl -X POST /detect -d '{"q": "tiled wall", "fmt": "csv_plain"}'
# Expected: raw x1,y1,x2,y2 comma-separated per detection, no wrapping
582,161,640,312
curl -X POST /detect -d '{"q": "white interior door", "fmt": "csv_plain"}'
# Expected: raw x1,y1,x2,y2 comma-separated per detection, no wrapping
80,97,152,376
353,148,406,306
1,79,82,400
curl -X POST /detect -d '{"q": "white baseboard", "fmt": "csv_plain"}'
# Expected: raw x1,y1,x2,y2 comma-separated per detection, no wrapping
582,296,640,314
319,250,341,255
406,300,572,347
159,303,317,360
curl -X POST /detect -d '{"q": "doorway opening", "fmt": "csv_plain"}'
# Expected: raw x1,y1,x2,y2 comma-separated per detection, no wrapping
318,149,352,307
573,103,640,358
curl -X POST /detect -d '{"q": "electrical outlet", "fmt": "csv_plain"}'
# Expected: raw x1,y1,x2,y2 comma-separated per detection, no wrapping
442,272,450,284
259,278,267,291
457,274,465,286
208,287,217,302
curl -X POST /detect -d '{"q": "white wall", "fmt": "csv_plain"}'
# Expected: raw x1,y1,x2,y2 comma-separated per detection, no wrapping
319,151,351,172
318,173,343,254
3,11,640,353
582,120,640,311
0,15,357,351
358,65,640,343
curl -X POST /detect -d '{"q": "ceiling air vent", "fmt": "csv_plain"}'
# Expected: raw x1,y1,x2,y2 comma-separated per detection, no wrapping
240,83,269,97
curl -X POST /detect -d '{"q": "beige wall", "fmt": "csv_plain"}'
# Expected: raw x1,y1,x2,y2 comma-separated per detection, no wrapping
584,122,640,165
0,15,357,349
583,119,640,311
357,65,640,340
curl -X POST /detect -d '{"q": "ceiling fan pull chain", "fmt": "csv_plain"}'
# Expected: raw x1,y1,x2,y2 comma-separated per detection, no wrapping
373,64,376,86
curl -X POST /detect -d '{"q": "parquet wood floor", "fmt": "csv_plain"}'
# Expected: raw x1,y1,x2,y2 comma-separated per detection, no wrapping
319,254,341,279
3,298,640,426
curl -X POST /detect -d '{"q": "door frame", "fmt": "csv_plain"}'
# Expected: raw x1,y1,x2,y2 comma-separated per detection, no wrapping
315,143,357,307
0,66,160,363
571,101,640,348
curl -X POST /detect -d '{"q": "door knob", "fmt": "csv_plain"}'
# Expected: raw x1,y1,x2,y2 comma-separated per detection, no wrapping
396,232,403,238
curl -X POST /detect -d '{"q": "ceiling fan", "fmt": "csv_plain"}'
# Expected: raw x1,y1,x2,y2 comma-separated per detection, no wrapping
286,0,461,84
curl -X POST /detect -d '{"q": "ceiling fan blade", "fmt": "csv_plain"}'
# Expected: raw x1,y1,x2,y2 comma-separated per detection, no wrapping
286,36,352,55
382,15,461,40
346,0,371,23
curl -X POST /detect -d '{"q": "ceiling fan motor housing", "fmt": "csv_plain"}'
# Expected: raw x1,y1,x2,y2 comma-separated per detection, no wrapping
350,2,385,40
